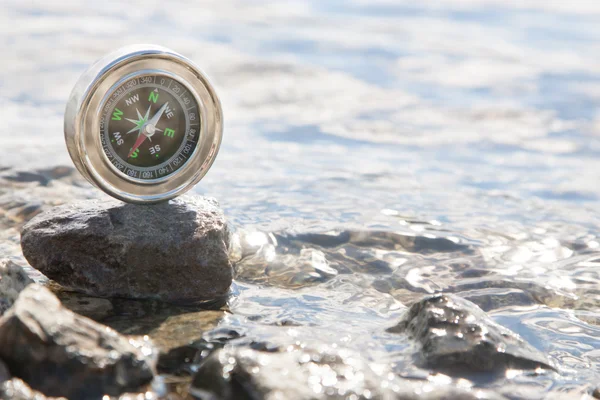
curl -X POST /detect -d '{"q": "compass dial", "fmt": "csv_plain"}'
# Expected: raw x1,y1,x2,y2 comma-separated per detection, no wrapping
100,75,200,181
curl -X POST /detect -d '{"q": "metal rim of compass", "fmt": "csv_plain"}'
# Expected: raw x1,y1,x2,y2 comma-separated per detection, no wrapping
64,44,223,204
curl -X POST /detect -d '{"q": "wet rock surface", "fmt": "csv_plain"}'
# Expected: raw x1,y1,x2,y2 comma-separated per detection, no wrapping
0,284,155,400
190,344,397,400
0,168,599,400
0,174,584,400
0,259,32,315
20,196,232,303
388,294,554,373
190,342,511,400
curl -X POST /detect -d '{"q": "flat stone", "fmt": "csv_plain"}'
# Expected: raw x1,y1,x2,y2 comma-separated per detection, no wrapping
0,259,33,315
388,294,554,373
0,284,155,400
20,196,232,303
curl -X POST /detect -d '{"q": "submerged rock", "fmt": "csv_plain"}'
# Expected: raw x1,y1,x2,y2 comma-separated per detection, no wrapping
57,291,114,321
20,196,232,303
190,342,509,400
0,259,33,315
190,344,396,400
236,245,338,288
388,294,554,373
0,284,155,399
0,167,94,230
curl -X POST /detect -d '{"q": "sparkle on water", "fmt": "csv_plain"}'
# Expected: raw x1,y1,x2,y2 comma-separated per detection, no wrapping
1,0,600,398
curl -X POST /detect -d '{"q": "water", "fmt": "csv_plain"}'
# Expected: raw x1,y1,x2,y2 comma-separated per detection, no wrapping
1,0,600,398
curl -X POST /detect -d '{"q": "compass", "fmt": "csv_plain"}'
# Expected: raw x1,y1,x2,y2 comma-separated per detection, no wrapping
65,45,223,203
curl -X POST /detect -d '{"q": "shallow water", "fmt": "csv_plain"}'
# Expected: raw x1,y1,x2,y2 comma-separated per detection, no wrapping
1,0,600,398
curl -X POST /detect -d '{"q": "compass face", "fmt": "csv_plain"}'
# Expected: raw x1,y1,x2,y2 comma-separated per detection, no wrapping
99,74,200,181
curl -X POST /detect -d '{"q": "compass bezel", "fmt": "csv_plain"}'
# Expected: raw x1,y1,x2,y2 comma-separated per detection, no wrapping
65,45,223,204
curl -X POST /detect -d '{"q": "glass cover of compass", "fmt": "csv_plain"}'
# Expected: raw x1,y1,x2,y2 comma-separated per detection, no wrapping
100,74,200,181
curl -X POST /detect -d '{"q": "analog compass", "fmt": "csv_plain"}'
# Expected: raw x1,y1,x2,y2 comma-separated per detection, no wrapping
65,45,223,203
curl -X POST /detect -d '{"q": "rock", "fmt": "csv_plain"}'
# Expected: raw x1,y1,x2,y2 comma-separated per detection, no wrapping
0,259,33,315
20,196,232,303
57,292,114,321
235,245,338,288
190,343,509,400
0,284,155,400
388,294,554,373
145,310,224,351
190,344,397,400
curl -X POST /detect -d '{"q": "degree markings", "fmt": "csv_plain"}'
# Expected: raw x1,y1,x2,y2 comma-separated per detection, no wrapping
102,76,200,180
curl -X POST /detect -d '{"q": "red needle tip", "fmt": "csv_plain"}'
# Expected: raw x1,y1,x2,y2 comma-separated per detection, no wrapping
128,134,147,158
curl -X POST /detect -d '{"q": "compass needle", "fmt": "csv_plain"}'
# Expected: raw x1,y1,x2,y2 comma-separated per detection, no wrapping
65,45,222,202
127,133,148,158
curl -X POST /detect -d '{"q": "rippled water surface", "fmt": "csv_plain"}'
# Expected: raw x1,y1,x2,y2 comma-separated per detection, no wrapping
2,0,600,398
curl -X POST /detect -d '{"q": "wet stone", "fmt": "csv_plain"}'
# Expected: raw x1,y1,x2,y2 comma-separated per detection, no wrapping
459,288,539,312
189,342,511,400
57,291,114,321
388,294,554,373
0,259,33,315
235,245,337,288
0,284,155,400
20,196,232,303
190,344,397,400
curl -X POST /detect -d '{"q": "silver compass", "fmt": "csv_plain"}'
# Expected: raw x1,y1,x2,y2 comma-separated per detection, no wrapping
64,44,223,203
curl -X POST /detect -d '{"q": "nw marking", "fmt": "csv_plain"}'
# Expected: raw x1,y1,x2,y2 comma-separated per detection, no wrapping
125,93,140,106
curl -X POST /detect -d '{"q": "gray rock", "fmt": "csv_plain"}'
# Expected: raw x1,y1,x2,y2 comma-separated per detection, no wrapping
190,343,508,400
0,259,33,315
20,196,232,303
0,284,155,400
388,294,554,373
190,344,397,400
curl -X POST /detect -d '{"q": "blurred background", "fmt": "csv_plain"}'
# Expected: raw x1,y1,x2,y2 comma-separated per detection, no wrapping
2,0,600,232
